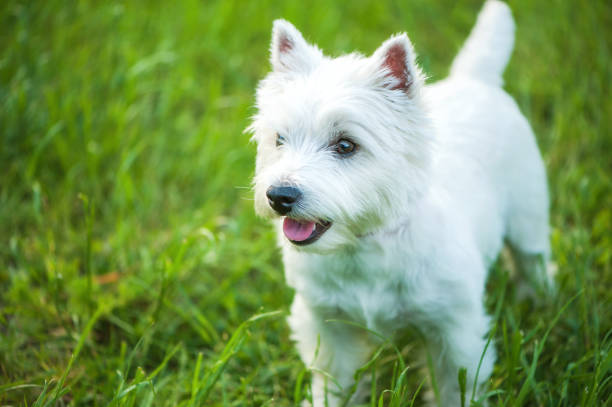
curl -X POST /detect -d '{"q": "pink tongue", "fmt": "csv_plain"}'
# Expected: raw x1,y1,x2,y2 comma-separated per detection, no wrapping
283,218,316,242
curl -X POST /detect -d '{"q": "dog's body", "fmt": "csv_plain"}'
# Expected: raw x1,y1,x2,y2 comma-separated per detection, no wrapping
250,1,553,405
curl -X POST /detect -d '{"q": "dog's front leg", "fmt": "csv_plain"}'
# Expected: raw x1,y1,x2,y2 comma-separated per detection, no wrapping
289,294,375,407
425,307,496,407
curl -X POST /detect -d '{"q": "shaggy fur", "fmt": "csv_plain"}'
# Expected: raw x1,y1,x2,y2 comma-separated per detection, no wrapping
249,1,554,405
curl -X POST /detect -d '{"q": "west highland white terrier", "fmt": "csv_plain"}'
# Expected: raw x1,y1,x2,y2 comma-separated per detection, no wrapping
249,1,554,405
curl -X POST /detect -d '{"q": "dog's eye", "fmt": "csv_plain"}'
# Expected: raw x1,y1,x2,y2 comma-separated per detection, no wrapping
335,139,356,156
275,133,286,147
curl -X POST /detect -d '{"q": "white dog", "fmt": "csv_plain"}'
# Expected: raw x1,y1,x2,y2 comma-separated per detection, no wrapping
249,1,553,405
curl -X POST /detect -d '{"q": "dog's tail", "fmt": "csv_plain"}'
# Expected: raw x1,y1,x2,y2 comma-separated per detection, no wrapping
450,0,515,87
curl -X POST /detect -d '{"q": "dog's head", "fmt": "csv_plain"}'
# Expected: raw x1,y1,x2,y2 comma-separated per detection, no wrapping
249,20,431,253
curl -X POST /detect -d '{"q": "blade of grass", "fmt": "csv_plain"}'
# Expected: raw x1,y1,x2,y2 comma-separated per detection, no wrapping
191,310,283,404
42,305,105,406
514,291,581,405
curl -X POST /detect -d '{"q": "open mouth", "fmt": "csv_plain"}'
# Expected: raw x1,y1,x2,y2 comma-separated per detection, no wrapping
283,217,331,246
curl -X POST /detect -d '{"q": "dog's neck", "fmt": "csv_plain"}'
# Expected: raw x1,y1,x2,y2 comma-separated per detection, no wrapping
357,218,412,240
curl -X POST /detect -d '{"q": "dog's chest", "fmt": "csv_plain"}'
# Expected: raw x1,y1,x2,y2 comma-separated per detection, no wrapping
285,248,415,334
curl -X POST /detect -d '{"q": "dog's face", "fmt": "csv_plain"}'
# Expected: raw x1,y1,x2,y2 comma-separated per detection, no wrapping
250,20,431,253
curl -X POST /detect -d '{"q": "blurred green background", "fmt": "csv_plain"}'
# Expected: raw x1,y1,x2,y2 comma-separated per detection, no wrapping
0,0,610,405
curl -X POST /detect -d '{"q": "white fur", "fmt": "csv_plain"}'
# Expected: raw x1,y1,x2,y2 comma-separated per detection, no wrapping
249,1,553,405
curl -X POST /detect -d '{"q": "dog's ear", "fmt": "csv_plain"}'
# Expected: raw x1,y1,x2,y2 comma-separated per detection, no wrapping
271,19,323,73
371,34,423,96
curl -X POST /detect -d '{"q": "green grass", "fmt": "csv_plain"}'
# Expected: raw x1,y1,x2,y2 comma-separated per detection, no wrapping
1,0,610,405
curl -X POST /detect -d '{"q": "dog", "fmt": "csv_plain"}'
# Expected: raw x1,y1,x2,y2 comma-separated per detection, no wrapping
248,1,554,405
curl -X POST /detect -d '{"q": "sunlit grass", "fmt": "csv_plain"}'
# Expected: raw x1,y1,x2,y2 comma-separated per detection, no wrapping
0,0,610,405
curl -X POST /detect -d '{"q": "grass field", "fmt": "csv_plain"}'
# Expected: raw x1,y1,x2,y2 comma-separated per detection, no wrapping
1,0,610,405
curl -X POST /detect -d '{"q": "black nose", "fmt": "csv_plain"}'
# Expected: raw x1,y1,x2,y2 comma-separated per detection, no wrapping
266,185,301,215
